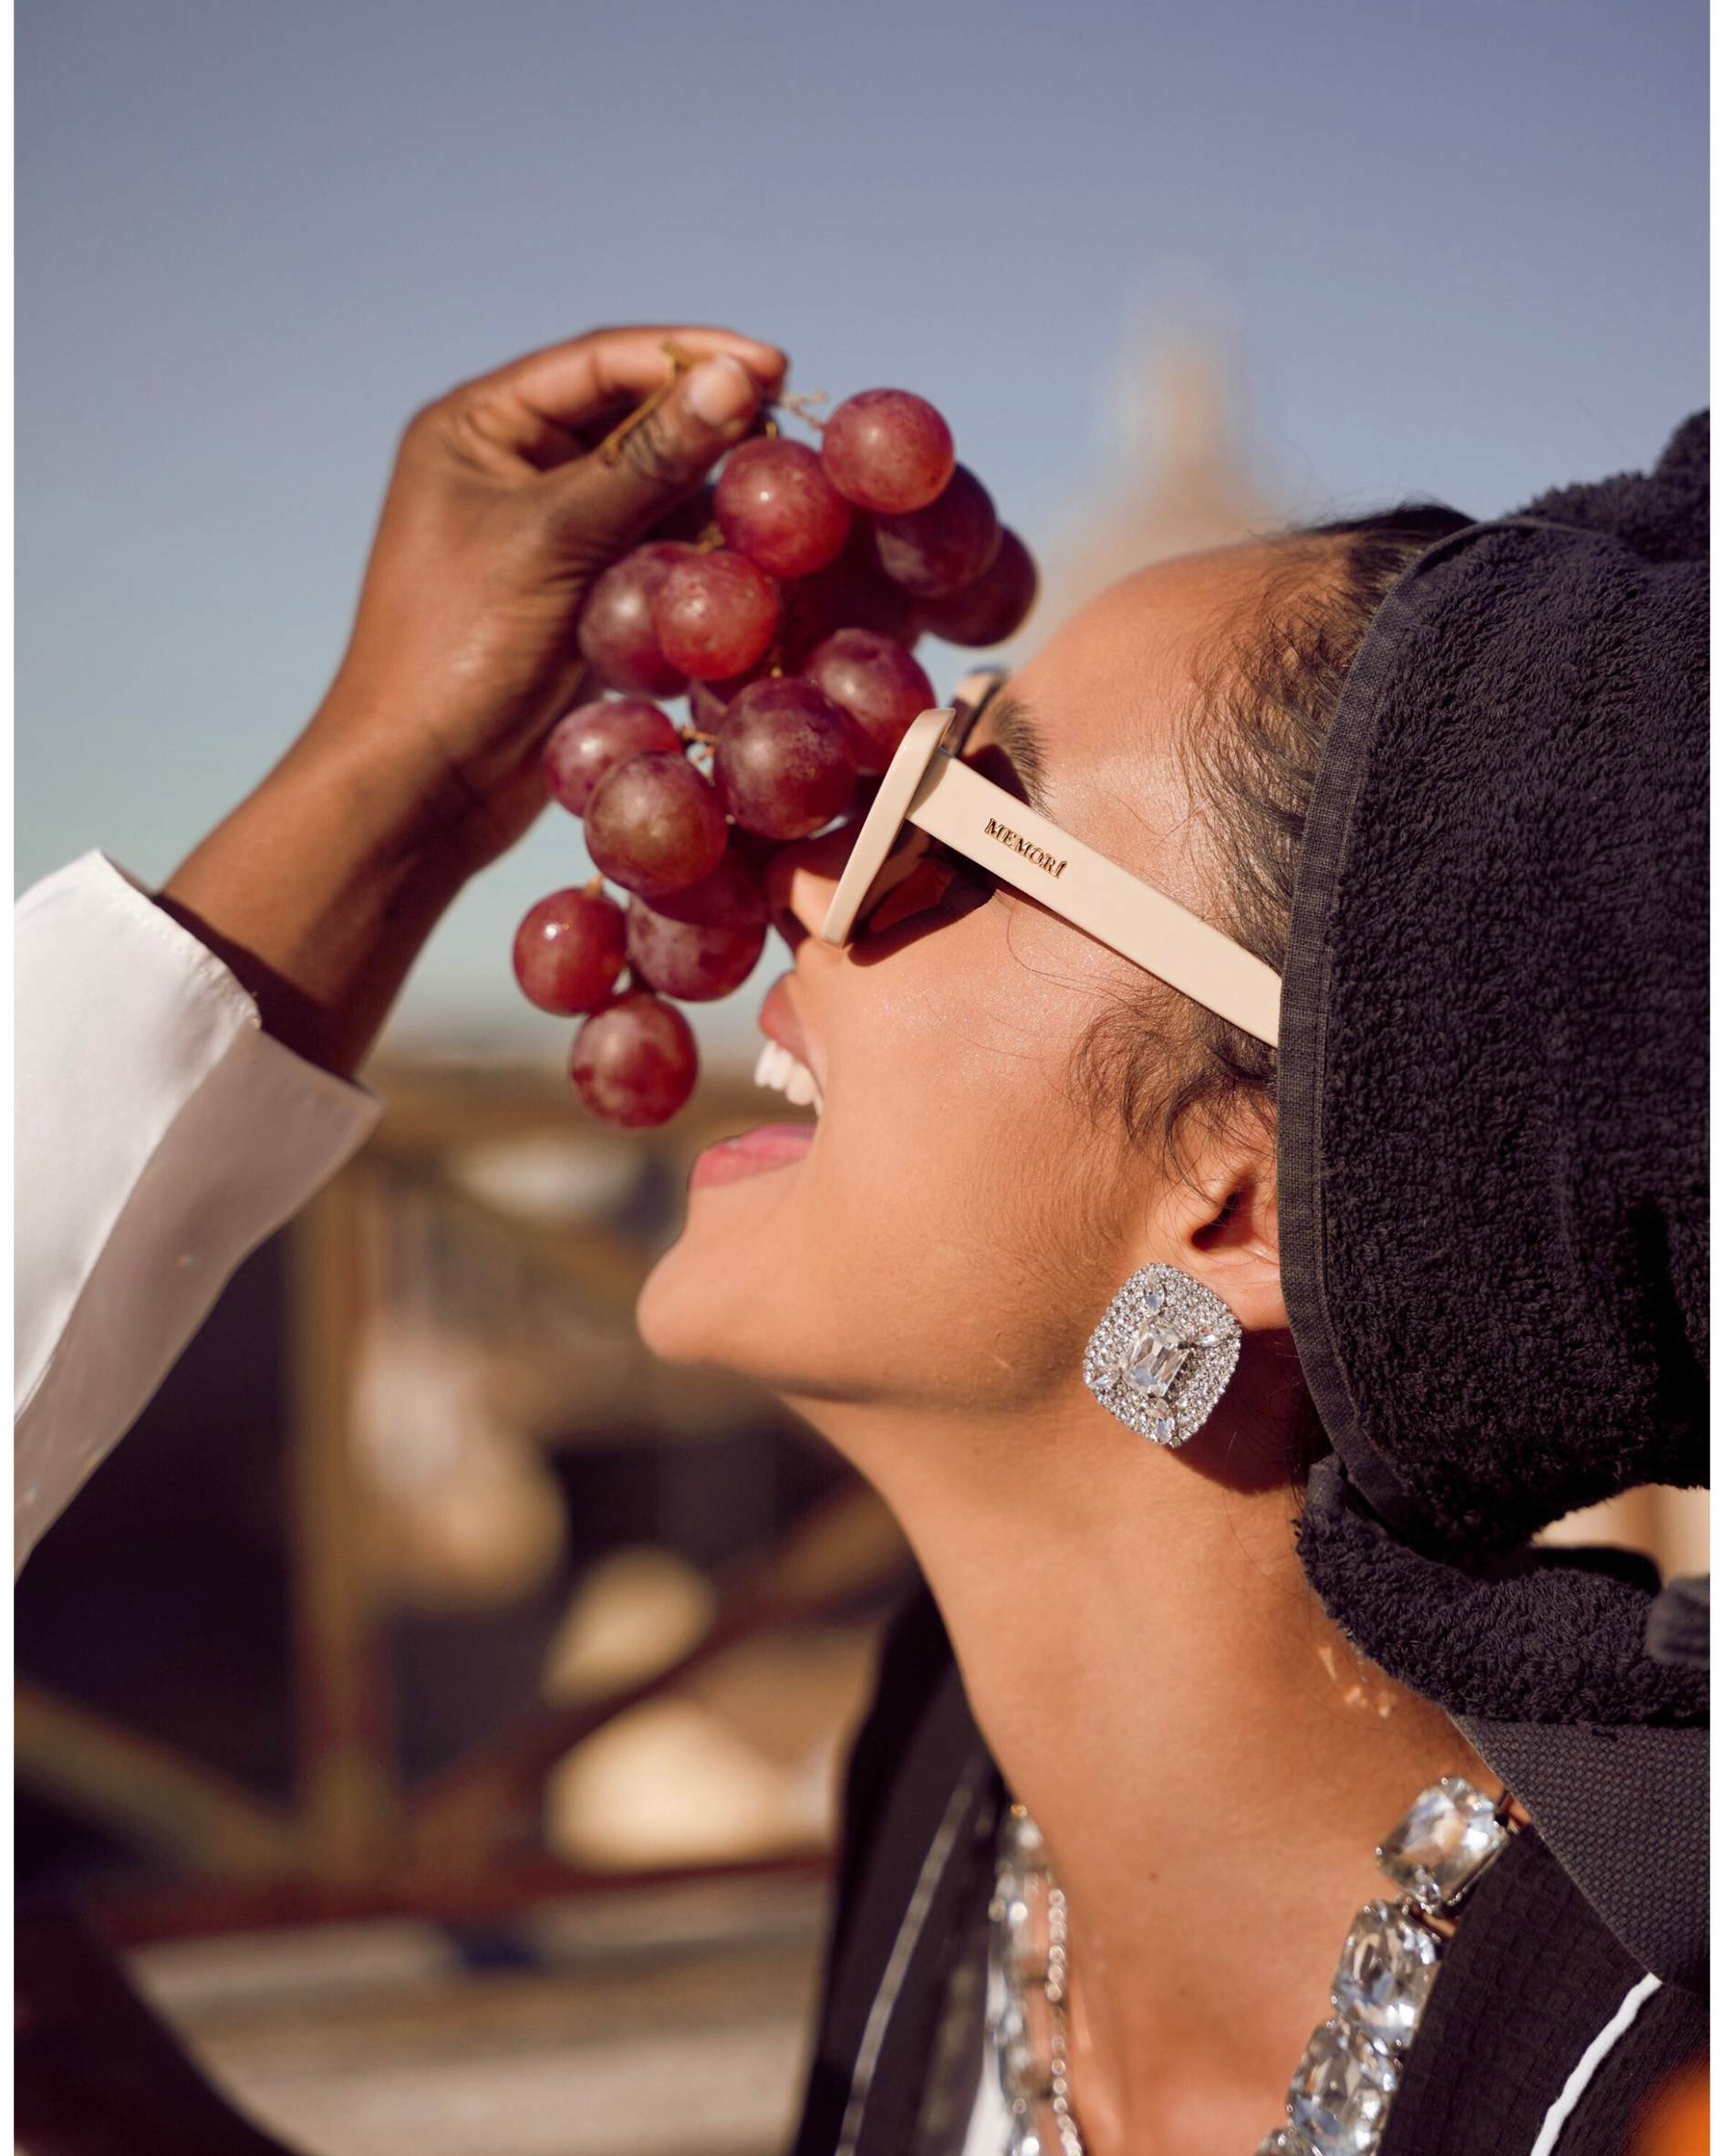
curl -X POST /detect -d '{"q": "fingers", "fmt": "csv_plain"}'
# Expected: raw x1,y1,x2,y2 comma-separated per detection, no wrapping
458,325,787,463
538,351,770,563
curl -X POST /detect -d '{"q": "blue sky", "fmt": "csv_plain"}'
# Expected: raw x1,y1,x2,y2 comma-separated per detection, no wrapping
17,0,1708,1052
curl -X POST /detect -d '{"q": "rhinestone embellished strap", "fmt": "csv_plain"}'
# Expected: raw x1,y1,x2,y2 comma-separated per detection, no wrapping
1257,1776,1515,2156
1258,1767,1517,2156
989,1806,1084,2156
984,1777,1516,2156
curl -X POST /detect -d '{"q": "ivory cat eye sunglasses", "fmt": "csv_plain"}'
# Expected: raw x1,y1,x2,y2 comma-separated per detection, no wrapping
818,668,1283,1047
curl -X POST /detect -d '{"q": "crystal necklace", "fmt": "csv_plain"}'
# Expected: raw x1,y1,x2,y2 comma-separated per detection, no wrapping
985,1778,1516,2156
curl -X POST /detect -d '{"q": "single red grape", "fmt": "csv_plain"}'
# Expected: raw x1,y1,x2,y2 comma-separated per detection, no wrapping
805,629,937,775
512,887,628,1016
627,846,769,1002
570,992,699,1128
915,528,1040,647
576,542,694,696
822,390,955,514
873,464,1002,597
715,677,857,839
584,748,729,898
653,549,782,681
715,437,852,579
543,698,681,815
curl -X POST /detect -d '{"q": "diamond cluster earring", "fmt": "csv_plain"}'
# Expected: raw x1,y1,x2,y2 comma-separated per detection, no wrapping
1083,1264,1242,1446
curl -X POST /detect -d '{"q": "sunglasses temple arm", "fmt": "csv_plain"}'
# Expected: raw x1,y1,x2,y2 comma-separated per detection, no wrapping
904,753,1283,1047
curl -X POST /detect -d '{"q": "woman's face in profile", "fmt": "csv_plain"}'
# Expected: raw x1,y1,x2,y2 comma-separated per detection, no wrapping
638,544,1280,1414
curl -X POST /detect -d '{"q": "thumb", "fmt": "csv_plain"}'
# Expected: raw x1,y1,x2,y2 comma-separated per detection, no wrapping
545,353,767,567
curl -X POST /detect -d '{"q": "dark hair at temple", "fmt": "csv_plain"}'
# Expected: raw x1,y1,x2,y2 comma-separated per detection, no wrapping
1080,505,1474,1159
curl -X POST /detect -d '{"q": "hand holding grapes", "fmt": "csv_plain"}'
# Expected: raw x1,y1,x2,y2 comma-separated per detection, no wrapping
522,386,1040,1128
161,325,787,1075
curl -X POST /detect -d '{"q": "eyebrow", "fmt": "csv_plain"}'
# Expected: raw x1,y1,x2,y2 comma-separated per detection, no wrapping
979,690,1051,815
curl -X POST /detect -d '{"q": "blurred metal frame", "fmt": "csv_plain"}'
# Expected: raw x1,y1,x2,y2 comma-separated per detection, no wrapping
16,1063,911,1939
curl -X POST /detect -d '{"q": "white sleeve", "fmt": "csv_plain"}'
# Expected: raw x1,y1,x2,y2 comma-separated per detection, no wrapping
15,852,381,1573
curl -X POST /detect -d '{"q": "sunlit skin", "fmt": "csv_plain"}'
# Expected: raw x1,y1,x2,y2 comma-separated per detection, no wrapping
151,315,1485,2155
640,547,1489,2156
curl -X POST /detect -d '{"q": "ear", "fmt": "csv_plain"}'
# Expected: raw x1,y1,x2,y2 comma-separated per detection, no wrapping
1148,1107,1288,1333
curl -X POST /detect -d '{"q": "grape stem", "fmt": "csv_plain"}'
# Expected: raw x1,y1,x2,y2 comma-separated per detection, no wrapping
584,873,607,896
680,727,719,748
597,339,700,467
777,390,830,430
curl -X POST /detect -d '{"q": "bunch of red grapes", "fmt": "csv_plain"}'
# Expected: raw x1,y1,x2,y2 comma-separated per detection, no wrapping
513,386,1038,1128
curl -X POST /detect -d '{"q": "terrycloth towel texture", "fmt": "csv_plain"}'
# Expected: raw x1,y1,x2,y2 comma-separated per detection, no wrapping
1300,1462,1703,1724
1278,414,1708,1730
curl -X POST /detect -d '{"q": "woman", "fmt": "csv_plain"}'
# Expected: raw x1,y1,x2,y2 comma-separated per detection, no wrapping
638,446,1708,2154
16,328,1705,2155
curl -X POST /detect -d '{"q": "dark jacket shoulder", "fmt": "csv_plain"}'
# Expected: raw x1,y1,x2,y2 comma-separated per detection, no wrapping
794,1588,1706,2156
1383,1826,1706,2155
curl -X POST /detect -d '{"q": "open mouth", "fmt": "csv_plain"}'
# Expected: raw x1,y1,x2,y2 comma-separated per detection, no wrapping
689,975,822,1191
689,1120,815,1189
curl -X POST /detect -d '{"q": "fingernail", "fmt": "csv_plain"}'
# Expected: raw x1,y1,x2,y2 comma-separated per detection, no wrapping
685,353,759,429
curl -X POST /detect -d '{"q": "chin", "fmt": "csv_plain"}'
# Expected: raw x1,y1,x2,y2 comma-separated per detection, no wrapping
638,1154,920,1411
636,1161,813,1383
635,1214,731,1370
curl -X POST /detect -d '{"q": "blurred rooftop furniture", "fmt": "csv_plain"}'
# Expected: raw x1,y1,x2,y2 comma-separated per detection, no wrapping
16,1057,911,1946
121,1874,830,2156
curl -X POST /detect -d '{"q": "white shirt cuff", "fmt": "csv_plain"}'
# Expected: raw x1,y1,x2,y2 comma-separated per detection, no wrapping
16,851,381,1570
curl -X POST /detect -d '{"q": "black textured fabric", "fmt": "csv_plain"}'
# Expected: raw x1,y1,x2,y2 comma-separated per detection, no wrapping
1279,419,1708,1563
1455,1716,1709,1991
824,1578,974,1979
793,1597,1707,2156
791,1584,999,2156
1277,416,1709,1993
1646,1575,1710,1669
1521,416,1710,562
1299,1459,1705,1727
1379,1828,1707,2156
1549,1984,1712,2156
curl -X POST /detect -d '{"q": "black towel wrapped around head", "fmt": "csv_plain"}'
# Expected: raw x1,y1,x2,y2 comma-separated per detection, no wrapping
1273,415,1708,1986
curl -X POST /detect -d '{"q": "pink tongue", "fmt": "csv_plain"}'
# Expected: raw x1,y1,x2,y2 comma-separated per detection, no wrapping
691,1121,815,1188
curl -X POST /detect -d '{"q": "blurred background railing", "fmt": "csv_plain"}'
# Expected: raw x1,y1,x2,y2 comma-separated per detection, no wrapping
16,1057,916,2155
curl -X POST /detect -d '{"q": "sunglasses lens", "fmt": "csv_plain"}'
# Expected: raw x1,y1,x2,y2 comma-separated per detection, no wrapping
857,840,995,940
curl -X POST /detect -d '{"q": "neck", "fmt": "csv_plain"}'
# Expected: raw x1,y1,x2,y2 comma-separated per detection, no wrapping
800,1350,1485,2156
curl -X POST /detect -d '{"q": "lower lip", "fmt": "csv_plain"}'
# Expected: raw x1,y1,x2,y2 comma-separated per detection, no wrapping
690,1121,815,1190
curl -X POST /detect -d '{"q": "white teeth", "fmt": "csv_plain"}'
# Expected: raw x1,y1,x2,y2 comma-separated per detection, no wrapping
753,1038,823,1115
